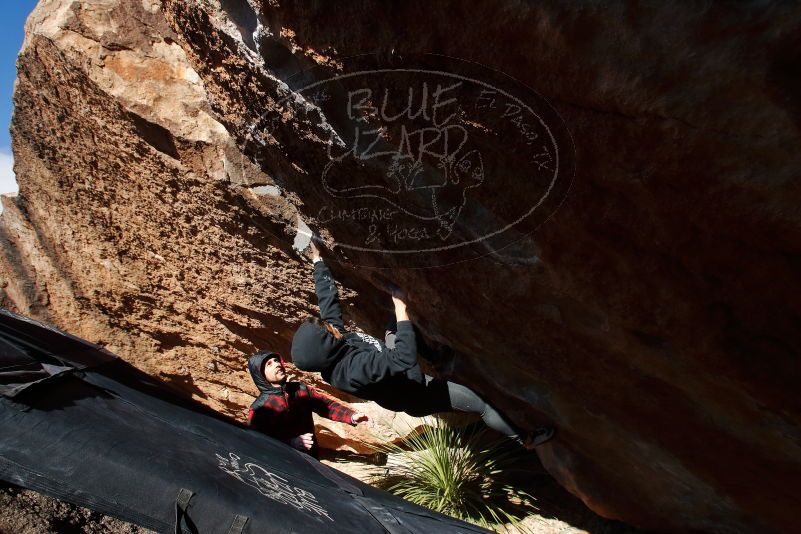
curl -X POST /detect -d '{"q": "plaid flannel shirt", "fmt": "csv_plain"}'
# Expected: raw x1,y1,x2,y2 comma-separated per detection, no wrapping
247,381,356,445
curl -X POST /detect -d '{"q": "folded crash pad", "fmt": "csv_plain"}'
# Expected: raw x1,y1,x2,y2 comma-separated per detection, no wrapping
0,308,490,534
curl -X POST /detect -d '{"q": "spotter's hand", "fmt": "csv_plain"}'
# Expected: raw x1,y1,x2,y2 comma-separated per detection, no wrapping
293,432,314,451
351,412,369,425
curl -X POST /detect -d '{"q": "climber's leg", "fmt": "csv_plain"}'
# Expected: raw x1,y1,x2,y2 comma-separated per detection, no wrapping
443,379,522,439
395,376,451,417
384,331,397,349
385,324,554,447
444,379,555,448
385,316,398,343
399,376,525,440
391,376,554,447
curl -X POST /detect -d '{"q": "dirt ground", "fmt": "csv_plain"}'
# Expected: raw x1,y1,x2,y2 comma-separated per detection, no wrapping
0,483,154,534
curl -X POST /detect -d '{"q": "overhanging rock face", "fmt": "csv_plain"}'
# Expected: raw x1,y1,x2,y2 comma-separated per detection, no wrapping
160,1,801,531
2,0,800,532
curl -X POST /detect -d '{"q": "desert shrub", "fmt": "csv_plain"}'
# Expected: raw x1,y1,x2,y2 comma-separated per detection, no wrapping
369,418,537,532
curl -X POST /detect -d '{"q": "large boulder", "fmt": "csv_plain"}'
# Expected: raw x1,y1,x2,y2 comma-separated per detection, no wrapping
0,0,434,467
2,1,800,532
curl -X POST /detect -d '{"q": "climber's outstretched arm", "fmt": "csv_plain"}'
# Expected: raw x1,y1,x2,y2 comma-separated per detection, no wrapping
310,240,346,331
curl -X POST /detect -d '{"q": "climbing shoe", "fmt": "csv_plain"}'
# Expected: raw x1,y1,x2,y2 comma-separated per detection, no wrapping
523,426,556,449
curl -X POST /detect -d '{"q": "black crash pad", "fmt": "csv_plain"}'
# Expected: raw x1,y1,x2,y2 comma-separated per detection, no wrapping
0,308,490,533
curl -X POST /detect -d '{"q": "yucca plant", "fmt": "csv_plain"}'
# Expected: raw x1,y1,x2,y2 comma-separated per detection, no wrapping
368,418,538,532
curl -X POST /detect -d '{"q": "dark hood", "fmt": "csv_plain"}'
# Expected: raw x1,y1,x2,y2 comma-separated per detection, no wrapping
291,321,348,372
247,350,284,393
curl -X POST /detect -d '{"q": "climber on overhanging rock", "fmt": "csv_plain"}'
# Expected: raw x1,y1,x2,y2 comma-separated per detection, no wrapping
246,350,369,458
290,239,555,449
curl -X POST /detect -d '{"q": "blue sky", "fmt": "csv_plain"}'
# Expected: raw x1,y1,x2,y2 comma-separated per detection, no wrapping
1,1,39,195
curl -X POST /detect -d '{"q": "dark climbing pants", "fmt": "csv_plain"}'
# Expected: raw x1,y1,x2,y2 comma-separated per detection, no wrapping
384,332,524,441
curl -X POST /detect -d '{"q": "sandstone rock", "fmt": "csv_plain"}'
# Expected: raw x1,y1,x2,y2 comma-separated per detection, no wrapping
0,0,432,468
0,0,306,420
3,1,801,533
157,2,801,532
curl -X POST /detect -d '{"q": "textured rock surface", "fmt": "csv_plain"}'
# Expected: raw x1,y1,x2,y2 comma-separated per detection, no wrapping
0,0,352,425
0,0,450,467
2,1,801,533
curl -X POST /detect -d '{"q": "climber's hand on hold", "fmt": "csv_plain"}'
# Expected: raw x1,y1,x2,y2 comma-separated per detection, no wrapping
392,294,409,322
309,239,322,263
390,286,408,301
391,295,406,311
